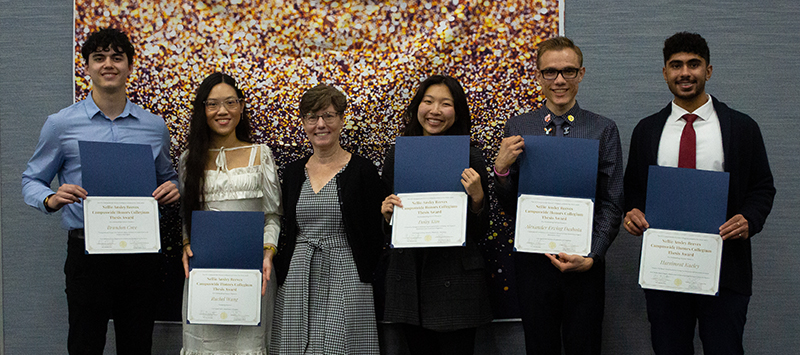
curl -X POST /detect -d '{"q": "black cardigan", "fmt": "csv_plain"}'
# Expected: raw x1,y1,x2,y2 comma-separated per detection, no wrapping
624,96,775,295
274,154,388,286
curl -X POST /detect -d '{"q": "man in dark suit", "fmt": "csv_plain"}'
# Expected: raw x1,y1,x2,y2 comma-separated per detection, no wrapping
623,32,775,355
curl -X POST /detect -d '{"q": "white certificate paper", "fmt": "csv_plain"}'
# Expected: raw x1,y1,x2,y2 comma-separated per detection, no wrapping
187,269,262,325
83,196,161,254
513,194,593,255
639,228,723,296
391,192,468,248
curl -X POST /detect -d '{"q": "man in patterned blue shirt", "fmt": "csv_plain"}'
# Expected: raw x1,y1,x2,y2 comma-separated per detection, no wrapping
21,27,179,354
494,36,623,355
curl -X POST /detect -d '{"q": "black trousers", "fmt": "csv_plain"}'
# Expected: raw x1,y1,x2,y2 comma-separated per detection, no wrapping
645,288,750,355
514,253,605,355
65,236,159,355
400,324,477,355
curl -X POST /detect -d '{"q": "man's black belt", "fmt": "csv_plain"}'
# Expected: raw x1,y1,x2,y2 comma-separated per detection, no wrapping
68,229,85,239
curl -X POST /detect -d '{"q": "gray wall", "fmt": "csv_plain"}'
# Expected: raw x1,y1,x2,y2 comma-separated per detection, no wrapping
1,1,76,355
570,0,800,353
2,0,798,354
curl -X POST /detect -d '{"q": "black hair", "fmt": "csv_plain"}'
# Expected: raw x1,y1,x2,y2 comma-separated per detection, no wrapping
402,75,471,136
81,27,135,66
663,32,710,65
181,73,252,238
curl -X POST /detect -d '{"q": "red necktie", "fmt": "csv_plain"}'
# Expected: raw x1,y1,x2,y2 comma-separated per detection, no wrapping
678,114,699,169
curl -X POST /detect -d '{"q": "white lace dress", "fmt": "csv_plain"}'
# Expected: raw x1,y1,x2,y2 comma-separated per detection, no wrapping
179,144,282,355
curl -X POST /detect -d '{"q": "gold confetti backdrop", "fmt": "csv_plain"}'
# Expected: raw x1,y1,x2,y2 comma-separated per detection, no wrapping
75,0,559,317
75,0,558,167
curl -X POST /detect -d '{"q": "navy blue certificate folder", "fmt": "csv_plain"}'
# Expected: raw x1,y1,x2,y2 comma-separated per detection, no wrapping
517,136,599,200
79,141,156,196
645,166,730,234
189,211,263,270
394,135,470,193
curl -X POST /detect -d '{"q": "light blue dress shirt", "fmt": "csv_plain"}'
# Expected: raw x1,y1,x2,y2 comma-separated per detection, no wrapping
21,92,178,230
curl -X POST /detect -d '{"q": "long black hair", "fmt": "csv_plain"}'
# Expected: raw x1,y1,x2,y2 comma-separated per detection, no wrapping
401,75,471,137
181,72,252,239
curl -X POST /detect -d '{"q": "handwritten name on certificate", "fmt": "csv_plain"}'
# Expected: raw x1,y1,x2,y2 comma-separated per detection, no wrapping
83,196,161,254
639,228,723,296
391,192,468,248
513,195,593,255
187,269,262,326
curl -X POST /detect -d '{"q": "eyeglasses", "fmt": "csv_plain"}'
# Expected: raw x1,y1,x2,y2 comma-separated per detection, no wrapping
204,98,242,112
303,111,340,125
539,67,581,80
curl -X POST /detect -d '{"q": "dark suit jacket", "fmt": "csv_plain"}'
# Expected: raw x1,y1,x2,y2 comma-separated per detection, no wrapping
377,144,493,331
624,96,775,295
274,154,388,286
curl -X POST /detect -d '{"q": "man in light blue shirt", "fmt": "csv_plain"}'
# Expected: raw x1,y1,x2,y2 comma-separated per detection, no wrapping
21,27,178,355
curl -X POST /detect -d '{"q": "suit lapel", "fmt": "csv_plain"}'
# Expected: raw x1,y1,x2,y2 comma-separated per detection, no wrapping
711,95,732,172
649,104,672,163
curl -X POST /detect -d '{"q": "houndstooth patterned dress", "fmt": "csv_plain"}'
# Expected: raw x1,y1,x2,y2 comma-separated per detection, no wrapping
271,167,379,354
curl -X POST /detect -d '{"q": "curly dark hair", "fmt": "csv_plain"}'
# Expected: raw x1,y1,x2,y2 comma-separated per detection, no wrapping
81,27,135,66
401,75,471,137
181,73,252,239
663,32,710,65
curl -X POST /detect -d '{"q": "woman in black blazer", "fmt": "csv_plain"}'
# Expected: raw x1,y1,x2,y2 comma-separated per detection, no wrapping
379,75,492,355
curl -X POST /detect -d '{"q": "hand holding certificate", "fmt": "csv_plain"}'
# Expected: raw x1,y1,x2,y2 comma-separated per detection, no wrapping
513,136,599,255
83,197,160,253
390,136,470,248
514,195,593,255
390,192,468,248
637,166,730,296
639,228,723,295
80,141,161,254
187,269,262,325
187,211,264,325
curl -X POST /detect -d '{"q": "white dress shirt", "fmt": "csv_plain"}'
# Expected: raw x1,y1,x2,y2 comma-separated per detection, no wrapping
657,94,725,172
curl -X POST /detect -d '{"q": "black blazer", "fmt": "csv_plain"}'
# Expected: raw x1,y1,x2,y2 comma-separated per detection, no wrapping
377,144,493,331
624,96,775,295
274,154,388,286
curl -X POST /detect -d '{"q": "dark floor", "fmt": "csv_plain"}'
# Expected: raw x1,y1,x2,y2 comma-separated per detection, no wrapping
105,319,527,354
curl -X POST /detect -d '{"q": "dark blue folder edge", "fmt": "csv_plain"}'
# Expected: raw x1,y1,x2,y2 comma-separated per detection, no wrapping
516,136,599,201
645,166,729,235
394,136,470,193
78,141,157,197
188,211,263,270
